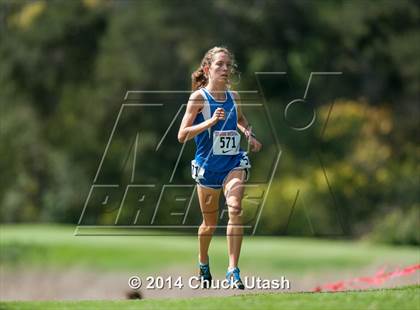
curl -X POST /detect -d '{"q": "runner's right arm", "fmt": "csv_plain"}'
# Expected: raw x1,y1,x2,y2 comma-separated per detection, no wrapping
178,91,225,143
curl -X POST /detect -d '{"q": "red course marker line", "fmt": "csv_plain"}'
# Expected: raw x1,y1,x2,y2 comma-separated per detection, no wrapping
313,264,420,292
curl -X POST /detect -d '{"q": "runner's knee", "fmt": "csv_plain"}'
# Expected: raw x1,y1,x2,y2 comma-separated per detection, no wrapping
227,199,242,219
200,221,217,235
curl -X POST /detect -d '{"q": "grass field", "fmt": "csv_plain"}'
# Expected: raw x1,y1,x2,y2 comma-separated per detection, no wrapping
1,286,419,310
1,224,418,275
1,224,419,307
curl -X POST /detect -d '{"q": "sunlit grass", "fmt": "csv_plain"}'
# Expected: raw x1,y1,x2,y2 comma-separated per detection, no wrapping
1,286,419,310
1,224,418,276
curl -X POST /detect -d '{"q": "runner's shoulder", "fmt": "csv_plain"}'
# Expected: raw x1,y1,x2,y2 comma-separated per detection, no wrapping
190,89,205,100
188,89,205,112
229,90,241,101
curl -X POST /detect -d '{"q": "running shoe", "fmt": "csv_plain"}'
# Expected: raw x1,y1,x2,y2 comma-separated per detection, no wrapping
199,262,212,288
226,267,245,290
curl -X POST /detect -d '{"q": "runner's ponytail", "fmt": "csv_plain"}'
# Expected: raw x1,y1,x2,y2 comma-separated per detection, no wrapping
191,68,207,91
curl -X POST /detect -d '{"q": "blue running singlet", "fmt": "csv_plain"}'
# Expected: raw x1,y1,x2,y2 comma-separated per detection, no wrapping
191,88,251,188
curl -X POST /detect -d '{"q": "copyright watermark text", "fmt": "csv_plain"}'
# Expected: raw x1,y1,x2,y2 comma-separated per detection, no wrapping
128,275,290,290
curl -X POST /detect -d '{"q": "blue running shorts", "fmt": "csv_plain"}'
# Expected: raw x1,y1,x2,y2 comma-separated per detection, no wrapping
191,152,251,189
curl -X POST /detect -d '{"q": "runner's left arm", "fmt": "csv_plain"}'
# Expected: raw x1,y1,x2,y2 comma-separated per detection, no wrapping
232,91,262,152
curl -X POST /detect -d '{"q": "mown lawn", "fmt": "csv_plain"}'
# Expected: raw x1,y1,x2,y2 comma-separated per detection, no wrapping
1,286,419,310
1,224,418,276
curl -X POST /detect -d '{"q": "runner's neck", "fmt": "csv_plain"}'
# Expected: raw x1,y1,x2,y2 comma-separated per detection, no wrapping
205,81,228,102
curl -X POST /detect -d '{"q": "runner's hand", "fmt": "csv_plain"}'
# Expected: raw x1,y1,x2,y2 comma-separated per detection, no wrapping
211,107,225,125
248,136,262,152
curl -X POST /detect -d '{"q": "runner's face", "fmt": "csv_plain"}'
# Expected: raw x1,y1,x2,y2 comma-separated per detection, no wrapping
207,52,232,84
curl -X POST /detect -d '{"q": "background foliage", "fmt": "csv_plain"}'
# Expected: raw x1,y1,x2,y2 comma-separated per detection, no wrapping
1,0,419,244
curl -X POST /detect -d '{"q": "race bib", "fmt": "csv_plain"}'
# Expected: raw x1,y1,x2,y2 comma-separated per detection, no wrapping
213,130,241,155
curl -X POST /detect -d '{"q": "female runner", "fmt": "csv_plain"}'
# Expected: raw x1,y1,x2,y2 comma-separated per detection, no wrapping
178,47,262,289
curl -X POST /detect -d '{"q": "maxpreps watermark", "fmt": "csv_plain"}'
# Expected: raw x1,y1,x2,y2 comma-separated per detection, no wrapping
128,275,290,290
76,72,346,237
